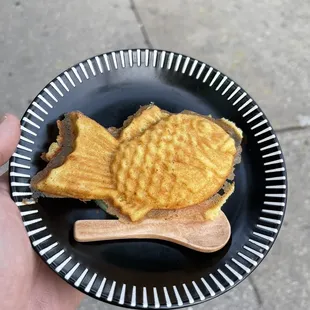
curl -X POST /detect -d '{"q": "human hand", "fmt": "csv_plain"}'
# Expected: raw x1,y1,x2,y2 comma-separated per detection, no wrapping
0,114,84,310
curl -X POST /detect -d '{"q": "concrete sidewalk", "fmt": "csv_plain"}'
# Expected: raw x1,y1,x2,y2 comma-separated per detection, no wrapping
1,1,309,309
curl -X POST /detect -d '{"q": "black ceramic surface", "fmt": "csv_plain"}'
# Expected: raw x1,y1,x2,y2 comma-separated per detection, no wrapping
9,49,287,309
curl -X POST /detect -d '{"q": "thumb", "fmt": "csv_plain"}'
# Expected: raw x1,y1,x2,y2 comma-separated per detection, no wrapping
0,114,21,167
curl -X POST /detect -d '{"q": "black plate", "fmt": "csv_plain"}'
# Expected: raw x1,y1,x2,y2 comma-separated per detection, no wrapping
9,49,287,309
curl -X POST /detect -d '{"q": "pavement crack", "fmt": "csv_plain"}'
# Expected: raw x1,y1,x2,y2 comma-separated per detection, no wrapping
275,125,310,133
248,276,263,306
129,0,153,49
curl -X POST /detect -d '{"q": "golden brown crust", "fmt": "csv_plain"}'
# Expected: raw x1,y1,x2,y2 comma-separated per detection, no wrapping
105,182,235,224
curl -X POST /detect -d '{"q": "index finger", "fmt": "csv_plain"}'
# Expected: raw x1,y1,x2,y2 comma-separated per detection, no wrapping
0,114,20,167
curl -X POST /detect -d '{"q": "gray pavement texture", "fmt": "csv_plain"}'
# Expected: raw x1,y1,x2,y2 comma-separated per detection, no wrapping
0,0,309,309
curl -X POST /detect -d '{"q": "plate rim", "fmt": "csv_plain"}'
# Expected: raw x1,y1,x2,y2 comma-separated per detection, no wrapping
8,48,288,309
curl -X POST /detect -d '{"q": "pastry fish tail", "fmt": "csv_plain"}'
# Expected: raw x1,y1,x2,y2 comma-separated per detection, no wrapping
31,111,119,200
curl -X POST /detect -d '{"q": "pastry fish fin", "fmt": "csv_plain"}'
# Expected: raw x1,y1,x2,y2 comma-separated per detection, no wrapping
115,201,154,222
119,104,169,142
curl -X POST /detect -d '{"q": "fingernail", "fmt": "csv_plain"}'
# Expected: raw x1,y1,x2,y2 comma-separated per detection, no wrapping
0,114,8,125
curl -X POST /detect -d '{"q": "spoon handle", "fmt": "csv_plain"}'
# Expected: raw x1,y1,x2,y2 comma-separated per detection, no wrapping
74,219,167,241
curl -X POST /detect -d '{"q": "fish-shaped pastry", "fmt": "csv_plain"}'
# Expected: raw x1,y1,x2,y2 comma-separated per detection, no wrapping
31,105,242,222
103,105,242,223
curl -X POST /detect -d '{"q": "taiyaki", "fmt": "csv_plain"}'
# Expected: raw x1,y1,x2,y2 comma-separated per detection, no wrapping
102,105,241,223
31,105,242,222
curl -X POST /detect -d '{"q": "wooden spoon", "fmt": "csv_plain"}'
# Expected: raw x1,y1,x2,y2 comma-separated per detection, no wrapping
74,211,231,253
